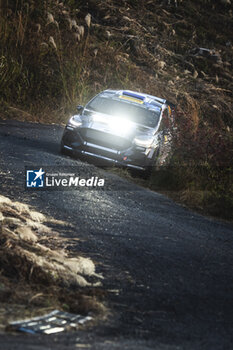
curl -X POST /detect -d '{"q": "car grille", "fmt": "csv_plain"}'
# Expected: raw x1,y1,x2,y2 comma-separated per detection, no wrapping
80,128,131,151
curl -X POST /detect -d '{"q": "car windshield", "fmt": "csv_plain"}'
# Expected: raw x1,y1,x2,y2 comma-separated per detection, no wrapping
85,96,161,128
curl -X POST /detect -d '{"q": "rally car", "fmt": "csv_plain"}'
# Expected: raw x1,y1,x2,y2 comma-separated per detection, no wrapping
61,89,175,173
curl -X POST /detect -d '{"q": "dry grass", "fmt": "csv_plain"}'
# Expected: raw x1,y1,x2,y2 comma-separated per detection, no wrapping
0,195,106,329
1,0,232,125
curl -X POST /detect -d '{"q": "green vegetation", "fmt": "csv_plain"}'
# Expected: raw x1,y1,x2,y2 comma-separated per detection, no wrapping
0,0,232,219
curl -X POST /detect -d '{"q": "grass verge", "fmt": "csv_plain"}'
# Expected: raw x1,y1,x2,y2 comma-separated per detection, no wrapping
0,195,106,332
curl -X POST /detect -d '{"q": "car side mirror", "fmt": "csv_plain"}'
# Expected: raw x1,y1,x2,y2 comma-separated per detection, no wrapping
76,105,84,113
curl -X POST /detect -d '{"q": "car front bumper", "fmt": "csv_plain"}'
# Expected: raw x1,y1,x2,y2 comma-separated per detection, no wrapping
61,127,156,171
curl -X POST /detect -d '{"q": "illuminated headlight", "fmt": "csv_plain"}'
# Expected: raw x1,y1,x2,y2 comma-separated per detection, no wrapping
133,135,154,148
92,113,134,135
68,115,82,127
108,117,133,135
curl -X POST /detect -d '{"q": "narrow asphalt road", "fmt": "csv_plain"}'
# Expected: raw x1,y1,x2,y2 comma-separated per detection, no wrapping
0,119,233,350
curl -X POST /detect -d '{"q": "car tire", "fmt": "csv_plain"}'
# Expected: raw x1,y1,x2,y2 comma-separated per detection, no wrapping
60,142,71,156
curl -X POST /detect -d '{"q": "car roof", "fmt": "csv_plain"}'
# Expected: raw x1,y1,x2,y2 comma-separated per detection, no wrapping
99,90,166,110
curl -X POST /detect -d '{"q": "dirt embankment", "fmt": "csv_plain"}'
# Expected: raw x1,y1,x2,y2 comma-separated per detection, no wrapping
0,0,232,124
0,195,106,332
